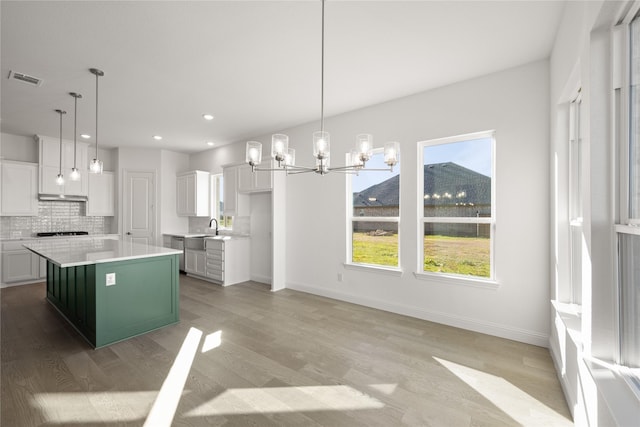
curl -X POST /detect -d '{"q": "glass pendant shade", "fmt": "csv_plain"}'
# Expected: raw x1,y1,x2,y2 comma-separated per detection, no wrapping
350,150,364,168
284,148,296,166
384,141,400,166
356,134,373,163
271,134,289,162
90,158,103,174
313,131,330,159
70,168,80,181
56,174,65,186
246,141,262,165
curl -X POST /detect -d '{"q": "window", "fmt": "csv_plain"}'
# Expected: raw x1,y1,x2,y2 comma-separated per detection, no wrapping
418,131,495,280
348,149,400,268
569,92,584,304
616,12,640,369
210,174,232,229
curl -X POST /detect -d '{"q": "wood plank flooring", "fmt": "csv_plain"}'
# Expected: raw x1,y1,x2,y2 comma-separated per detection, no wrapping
1,276,572,426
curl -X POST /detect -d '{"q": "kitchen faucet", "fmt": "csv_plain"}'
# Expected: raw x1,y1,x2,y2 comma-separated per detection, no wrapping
209,218,219,235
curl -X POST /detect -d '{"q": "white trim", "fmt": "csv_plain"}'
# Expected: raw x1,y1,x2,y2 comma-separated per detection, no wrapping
413,271,499,289
286,280,547,347
250,274,272,285
422,217,492,224
343,262,403,276
616,223,640,235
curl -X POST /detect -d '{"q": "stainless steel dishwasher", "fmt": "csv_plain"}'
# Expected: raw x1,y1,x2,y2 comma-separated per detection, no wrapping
170,237,185,271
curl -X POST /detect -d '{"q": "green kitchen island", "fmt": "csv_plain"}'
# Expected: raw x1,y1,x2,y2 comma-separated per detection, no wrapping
24,238,182,348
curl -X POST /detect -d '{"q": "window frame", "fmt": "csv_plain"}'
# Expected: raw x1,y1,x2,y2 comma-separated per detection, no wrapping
210,173,232,230
415,130,497,287
346,147,402,272
568,91,584,305
614,4,640,377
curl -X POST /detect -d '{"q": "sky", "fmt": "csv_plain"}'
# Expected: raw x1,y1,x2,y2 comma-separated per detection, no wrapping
351,136,492,193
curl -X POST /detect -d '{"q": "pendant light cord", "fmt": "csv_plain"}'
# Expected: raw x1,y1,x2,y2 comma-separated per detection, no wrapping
94,72,99,159
59,111,63,174
320,0,325,134
73,95,77,168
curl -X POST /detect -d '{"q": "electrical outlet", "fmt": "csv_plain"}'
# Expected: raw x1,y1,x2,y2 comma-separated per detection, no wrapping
106,273,116,286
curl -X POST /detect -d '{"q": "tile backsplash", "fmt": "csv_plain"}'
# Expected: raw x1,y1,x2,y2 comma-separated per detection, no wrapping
0,201,112,238
189,216,250,235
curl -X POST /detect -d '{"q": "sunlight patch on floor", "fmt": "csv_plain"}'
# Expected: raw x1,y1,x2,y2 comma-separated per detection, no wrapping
144,327,203,427
184,385,385,417
367,383,398,395
32,391,158,423
434,357,572,426
202,330,222,353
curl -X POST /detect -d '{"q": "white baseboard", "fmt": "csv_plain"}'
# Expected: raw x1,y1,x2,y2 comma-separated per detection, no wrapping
250,274,272,285
287,280,549,347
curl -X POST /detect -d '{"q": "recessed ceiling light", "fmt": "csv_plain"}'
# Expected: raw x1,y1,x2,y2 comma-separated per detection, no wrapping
80,134,91,139
153,135,163,140
207,141,215,146
202,114,214,121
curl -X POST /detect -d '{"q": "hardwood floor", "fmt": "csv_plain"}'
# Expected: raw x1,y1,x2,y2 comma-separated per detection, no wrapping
1,276,572,426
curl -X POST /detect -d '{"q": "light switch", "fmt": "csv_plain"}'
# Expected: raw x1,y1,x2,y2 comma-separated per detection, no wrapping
106,273,116,286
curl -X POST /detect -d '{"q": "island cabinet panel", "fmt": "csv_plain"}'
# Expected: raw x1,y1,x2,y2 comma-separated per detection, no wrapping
44,254,179,348
46,262,97,344
94,255,179,348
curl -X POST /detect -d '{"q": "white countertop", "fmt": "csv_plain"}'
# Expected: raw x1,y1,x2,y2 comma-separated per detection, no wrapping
163,231,249,239
1,234,120,242
23,238,182,268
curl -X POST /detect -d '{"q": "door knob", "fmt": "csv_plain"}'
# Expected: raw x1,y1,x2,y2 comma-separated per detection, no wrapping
126,232,132,235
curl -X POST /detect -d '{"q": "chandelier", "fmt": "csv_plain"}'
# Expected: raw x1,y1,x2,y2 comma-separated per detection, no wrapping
245,0,399,175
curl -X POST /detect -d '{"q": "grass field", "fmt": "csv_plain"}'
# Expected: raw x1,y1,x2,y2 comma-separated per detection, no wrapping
352,233,490,277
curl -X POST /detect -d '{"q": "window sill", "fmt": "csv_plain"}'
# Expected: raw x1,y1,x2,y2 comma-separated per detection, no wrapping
413,271,500,289
343,262,403,277
583,357,640,425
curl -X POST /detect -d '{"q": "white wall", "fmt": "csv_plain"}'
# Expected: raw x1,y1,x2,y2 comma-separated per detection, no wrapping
249,192,272,284
266,60,549,346
0,133,38,162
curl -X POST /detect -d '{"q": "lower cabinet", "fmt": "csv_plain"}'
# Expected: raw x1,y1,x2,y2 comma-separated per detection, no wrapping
185,249,206,276
1,240,45,286
185,237,250,286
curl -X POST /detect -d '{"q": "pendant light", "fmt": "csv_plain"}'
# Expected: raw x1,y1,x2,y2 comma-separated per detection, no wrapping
69,92,82,181
55,109,66,186
245,0,399,175
89,68,104,174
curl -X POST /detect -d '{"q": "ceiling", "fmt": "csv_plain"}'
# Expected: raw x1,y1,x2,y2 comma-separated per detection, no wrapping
1,1,566,154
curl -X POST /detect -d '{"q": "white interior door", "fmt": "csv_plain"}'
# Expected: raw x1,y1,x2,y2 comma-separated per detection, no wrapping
123,170,155,245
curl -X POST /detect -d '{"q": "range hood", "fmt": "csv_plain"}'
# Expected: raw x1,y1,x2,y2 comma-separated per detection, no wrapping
38,194,88,202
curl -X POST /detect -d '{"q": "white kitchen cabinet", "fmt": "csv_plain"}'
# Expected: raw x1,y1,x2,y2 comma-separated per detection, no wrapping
204,237,250,286
238,162,273,194
37,135,89,196
177,170,209,217
185,248,206,276
1,240,43,286
87,171,114,216
222,165,249,217
0,161,39,216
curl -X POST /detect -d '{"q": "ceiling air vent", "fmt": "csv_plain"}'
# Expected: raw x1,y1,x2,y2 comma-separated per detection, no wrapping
8,70,43,87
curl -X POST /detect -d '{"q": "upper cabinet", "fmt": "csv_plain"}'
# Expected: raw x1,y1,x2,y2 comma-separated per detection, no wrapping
222,165,249,217
0,160,39,216
37,135,89,196
177,170,209,217
87,172,115,216
237,162,273,194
